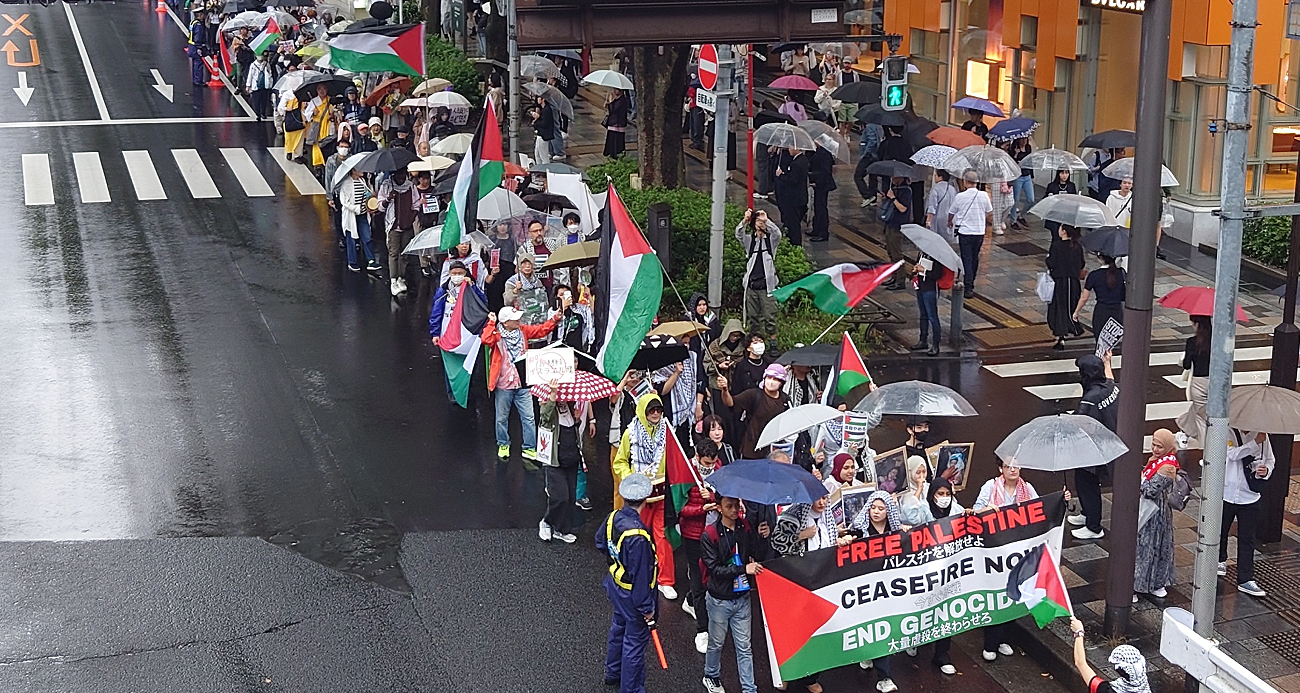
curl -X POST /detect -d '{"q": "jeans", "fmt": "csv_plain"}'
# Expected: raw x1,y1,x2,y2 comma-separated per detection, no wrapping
1220,500,1259,584
958,233,984,290
705,594,756,693
549,125,567,156
345,214,376,267
916,287,940,347
1075,466,1104,533
1011,175,1034,221
493,387,536,449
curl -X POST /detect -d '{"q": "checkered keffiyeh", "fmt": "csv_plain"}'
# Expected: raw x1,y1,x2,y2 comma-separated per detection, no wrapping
529,371,619,402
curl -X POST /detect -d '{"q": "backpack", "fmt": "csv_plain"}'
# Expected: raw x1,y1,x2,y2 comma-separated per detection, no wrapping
1167,469,1194,511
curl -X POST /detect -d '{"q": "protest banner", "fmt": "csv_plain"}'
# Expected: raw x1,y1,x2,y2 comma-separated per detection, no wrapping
1095,318,1124,357
756,492,1067,684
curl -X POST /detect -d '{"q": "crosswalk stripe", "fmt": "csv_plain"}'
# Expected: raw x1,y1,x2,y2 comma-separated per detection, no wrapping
266,147,326,195
1161,370,1299,388
22,153,53,206
1024,383,1085,400
122,151,167,201
1148,401,1191,421
220,148,275,197
983,345,1274,378
72,152,110,204
171,149,221,199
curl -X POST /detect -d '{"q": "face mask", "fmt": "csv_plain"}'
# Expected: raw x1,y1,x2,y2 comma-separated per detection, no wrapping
750,342,766,356
912,430,928,443
935,496,952,509
337,148,349,158
449,274,465,286
566,224,580,231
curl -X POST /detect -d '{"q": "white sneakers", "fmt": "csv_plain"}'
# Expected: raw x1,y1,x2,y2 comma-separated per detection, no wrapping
983,643,1014,661
538,520,552,541
390,278,401,296
1149,587,1168,598
553,532,577,544
940,664,957,675
1067,514,1088,526
876,678,898,692
702,676,725,693
1072,527,1105,540
695,632,709,653
982,650,997,661
860,660,874,670
1217,561,1228,576
905,647,917,656
659,585,678,600
683,600,696,618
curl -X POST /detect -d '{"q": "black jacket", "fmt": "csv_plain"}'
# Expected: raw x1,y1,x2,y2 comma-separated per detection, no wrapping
809,147,837,191
773,151,810,205
1075,355,1119,433
701,517,759,600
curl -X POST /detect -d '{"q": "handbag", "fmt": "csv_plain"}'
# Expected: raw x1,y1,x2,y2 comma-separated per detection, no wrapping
283,107,305,133
303,118,322,146
1035,272,1055,304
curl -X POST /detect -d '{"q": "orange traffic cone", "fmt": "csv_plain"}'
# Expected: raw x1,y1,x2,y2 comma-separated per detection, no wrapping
206,59,223,88
155,0,167,13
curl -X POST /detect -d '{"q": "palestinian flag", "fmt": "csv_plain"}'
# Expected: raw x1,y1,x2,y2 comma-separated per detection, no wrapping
440,99,505,250
822,332,872,403
327,24,425,77
249,18,281,54
593,184,662,380
1007,543,1073,628
438,282,489,408
773,261,903,315
666,428,702,548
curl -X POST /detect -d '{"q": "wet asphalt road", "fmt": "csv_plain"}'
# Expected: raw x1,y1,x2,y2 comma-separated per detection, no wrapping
0,4,1149,690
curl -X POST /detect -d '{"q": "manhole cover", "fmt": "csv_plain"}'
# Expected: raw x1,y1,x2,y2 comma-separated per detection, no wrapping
999,241,1048,257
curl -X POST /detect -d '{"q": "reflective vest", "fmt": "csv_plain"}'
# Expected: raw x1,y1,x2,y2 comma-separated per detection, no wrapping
604,510,656,592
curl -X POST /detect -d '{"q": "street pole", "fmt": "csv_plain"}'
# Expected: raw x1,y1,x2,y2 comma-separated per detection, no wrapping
707,44,734,308
1258,145,1300,544
1191,0,1256,654
1107,0,1171,638
504,0,519,159
746,45,755,209
950,273,963,350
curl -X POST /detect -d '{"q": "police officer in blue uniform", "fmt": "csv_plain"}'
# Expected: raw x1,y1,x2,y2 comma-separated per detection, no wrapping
187,8,209,86
596,473,659,693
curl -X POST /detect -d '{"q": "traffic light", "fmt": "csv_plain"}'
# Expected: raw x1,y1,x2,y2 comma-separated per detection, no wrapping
881,55,909,112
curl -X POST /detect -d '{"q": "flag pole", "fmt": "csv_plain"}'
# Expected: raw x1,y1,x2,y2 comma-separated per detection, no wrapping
810,313,849,345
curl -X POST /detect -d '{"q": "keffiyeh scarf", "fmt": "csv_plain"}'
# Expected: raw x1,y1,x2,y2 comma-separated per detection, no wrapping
1107,645,1151,693
628,417,667,475
851,490,902,534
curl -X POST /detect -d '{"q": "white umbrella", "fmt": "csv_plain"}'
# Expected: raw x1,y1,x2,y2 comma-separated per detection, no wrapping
1027,194,1117,228
912,144,957,168
994,414,1128,471
1022,147,1088,172
408,155,456,172
1102,157,1180,187
402,226,444,256
582,69,634,90
432,133,474,155
477,187,529,221
942,145,1021,183
754,123,816,151
330,152,371,189
798,121,849,162
900,224,962,272
273,69,323,93
427,91,472,109
223,10,265,30
853,381,978,417
1229,385,1300,435
400,97,429,108
412,77,452,97
261,9,298,27
520,55,561,80
757,404,845,449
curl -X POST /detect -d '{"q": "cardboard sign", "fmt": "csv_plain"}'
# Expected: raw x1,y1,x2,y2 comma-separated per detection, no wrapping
526,345,576,384
537,427,554,462
1095,318,1124,358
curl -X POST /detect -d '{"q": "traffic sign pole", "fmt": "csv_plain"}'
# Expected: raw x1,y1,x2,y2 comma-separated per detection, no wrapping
746,44,754,209
707,44,733,308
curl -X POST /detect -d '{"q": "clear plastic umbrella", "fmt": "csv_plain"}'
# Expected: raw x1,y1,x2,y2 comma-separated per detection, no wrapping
754,123,816,151
994,414,1128,471
1027,194,1117,228
911,144,957,168
900,224,962,272
757,404,846,449
1021,147,1088,173
942,145,1021,183
1102,157,1180,187
223,10,265,30
520,55,561,80
477,187,530,221
273,69,322,93
853,381,978,417
523,82,574,119
402,225,444,256
798,121,849,162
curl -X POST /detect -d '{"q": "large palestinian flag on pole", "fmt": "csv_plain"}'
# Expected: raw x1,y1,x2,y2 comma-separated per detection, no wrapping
327,24,425,77
441,99,505,250
773,261,903,315
438,282,489,408
756,492,1067,685
1007,543,1073,627
593,184,662,380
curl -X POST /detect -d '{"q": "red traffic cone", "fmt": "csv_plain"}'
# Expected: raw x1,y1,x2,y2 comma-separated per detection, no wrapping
155,0,167,13
206,59,223,88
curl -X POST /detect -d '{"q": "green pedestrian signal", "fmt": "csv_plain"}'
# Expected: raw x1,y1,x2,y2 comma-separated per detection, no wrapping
880,55,909,112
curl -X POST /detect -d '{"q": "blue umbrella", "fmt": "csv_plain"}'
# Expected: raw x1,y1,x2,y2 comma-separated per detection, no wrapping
704,459,828,505
987,116,1038,141
951,96,1005,117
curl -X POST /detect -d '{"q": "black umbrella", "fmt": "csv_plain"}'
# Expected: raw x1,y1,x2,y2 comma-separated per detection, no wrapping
223,0,261,11
628,334,690,372
775,343,839,367
902,117,940,150
865,160,918,179
771,42,806,55
1078,129,1136,150
523,192,577,211
355,147,422,173
294,74,354,102
754,109,794,128
831,80,882,104
432,175,458,196
1080,226,1130,257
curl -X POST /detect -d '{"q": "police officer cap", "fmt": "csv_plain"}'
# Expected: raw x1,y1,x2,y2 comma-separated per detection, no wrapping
619,473,653,502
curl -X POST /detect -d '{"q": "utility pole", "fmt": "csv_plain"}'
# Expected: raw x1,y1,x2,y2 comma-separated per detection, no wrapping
1191,0,1256,656
707,44,734,307
1107,0,1172,638
505,0,520,158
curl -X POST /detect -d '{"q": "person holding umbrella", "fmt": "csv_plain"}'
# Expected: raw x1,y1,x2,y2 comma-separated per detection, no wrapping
603,88,631,157
960,109,988,138
910,250,943,355
774,147,811,246
596,473,659,693
1045,225,1086,350
1074,254,1125,343
1221,429,1273,597
339,169,382,273
1008,137,1034,230
536,379,596,544
302,82,337,168
808,138,837,243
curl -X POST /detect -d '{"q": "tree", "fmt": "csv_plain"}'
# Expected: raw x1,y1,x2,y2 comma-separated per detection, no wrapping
420,0,440,40
631,45,691,187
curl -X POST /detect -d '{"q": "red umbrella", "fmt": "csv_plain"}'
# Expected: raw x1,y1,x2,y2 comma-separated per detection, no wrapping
364,76,413,106
926,127,986,149
529,370,619,402
503,161,528,178
769,74,820,91
1158,286,1249,323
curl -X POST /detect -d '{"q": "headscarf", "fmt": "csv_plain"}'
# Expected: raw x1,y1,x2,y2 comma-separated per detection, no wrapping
905,456,928,494
627,393,667,476
1107,645,1151,693
1142,428,1179,482
831,452,854,483
927,476,957,520
852,490,902,534
773,502,837,556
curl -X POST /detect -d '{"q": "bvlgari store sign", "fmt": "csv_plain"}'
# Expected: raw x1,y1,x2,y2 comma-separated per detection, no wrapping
1084,0,1145,13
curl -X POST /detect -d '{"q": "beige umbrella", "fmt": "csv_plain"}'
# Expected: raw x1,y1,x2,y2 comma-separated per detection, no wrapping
408,155,456,173
649,321,710,339
412,77,452,97
432,133,474,155
1228,385,1300,434
540,240,600,270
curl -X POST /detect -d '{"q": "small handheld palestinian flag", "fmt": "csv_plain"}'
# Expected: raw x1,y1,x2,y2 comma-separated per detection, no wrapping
1006,543,1073,627
821,332,872,405
773,261,903,315
665,428,703,549
438,282,489,408
249,18,282,54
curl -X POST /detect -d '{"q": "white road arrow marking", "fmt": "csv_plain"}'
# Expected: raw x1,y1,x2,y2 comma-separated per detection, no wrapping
13,71,32,106
150,69,173,102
